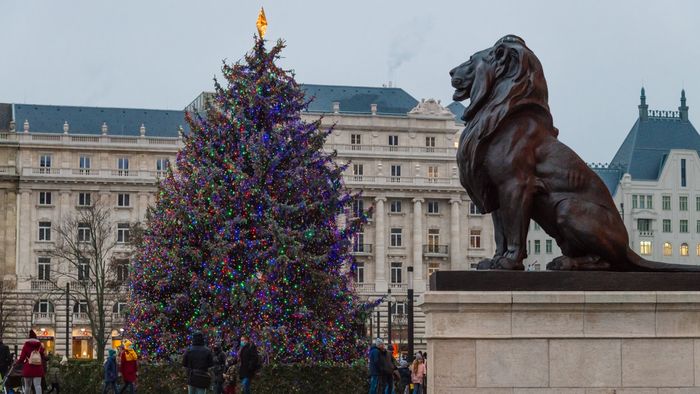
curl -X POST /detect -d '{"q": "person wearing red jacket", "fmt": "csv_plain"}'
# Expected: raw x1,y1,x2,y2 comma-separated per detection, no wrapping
19,330,46,394
118,340,138,394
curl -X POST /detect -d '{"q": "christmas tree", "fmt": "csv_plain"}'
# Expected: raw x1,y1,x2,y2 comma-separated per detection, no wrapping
127,37,368,363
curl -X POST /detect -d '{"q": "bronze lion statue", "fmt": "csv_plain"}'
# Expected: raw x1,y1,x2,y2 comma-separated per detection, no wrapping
451,35,695,271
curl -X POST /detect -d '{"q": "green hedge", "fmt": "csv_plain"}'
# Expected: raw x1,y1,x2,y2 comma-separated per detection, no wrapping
49,359,368,394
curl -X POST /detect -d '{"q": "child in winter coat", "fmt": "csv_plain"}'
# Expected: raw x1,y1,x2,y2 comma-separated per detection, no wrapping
411,353,426,394
103,349,118,393
397,359,411,394
223,361,237,394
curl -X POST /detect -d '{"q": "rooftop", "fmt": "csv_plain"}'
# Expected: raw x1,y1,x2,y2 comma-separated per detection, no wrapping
301,84,419,115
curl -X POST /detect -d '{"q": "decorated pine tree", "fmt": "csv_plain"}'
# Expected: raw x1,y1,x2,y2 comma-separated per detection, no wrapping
127,36,367,363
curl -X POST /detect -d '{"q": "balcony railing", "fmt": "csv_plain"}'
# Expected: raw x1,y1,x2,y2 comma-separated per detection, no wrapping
344,175,460,187
70,281,96,291
33,312,55,324
73,313,89,322
22,167,167,182
353,283,376,293
327,143,458,156
112,313,127,322
423,244,449,256
0,132,182,147
639,230,654,237
351,244,373,255
31,280,57,292
389,283,407,291
0,166,16,176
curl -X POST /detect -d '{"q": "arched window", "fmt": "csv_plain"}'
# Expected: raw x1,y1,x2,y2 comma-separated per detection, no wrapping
663,242,673,256
681,243,689,256
73,300,88,314
113,301,128,317
33,299,54,313
696,243,700,256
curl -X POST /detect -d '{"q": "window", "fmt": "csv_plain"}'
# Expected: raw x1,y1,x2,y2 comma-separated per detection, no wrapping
39,154,52,173
697,196,700,212
390,200,402,213
662,195,671,210
663,242,673,257
638,219,651,232
697,220,700,233
352,233,365,253
390,228,402,247
427,200,439,214
545,239,553,254
38,258,50,281
74,300,89,314
390,262,402,283
38,191,52,206
425,136,435,152
469,202,480,215
117,223,131,244
534,240,541,254
113,301,128,317
77,223,91,243
663,220,671,233
640,241,652,255
78,192,92,207
390,165,401,182
680,220,689,233
38,221,51,241
681,158,687,187
351,134,361,149
428,262,440,277
533,222,541,231
681,243,689,256
34,299,54,314
78,259,90,281
355,262,364,283
388,135,399,150
427,229,440,252
115,260,129,282
390,302,406,316
697,244,700,257
469,229,481,249
117,193,131,208
117,157,129,176
632,195,637,209
680,196,688,211
79,155,91,174
352,164,363,181
352,199,364,217
633,194,653,209
155,158,170,176
427,166,439,182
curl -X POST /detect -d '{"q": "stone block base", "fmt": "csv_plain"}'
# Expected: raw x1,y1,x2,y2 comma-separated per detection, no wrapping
419,291,700,393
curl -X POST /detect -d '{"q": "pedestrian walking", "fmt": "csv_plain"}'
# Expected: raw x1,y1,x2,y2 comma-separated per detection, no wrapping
182,332,214,394
397,359,410,394
410,353,426,394
0,339,11,380
103,349,119,394
19,330,46,394
238,335,260,394
367,338,383,394
211,344,226,394
118,340,138,394
45,354,61,394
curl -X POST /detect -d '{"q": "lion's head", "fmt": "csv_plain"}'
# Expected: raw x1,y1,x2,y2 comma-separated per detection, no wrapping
450,35,554,140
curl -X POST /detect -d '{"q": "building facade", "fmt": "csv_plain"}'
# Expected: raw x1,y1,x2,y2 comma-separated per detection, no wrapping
524,89,700,268
0,84,494,357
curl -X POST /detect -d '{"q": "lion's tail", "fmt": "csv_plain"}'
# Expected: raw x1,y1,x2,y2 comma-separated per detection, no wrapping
626,248,700,271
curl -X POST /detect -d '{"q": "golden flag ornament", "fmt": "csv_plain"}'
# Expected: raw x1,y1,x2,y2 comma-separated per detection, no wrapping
256,7,268,39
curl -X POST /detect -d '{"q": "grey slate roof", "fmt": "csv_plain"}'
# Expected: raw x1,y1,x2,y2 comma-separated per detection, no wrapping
447,101,466,124
610,117,700,181
590,167,622,196
301,84,418,115
11,104,189,137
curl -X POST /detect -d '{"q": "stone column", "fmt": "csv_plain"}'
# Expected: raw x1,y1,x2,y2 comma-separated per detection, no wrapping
450,197,462,269
374,196,387,292
412,198,425,292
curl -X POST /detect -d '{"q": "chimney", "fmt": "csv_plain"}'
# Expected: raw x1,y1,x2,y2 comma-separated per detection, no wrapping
332,101,340,114
638,87,648,121
679,89,689,121
371,103,377,115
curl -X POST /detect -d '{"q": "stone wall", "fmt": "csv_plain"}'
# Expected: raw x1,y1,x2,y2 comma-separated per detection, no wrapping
419,291,700,393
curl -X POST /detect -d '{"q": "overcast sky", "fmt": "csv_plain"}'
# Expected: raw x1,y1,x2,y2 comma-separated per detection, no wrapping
2,0,699,162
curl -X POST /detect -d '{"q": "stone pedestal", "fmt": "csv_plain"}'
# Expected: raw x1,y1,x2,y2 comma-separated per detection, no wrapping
419,290,700,393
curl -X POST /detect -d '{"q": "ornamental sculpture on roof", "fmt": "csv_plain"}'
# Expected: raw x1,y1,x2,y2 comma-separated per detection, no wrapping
450,34,698,271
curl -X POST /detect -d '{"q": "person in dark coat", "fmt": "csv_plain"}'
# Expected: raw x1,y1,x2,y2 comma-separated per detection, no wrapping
397,359,411,394
238,335,260,394
211,344,226,394
182,332,214,394
103,349,118,394
380,343,397,394
19,330,46,394
368,338,384,394
0,339,11,379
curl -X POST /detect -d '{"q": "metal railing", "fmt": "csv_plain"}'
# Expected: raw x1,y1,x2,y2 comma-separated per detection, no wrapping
351,244,373,254
353,283,376,293
389,283,407,291
423,244,449,255
327,143,458,155
638,230,654,237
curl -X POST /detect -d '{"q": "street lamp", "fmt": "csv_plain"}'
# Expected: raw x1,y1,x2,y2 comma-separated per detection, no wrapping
407,266,414,362
387,289,394,346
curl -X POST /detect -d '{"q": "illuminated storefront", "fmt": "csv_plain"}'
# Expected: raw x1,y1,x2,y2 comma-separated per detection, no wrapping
72,328,93,359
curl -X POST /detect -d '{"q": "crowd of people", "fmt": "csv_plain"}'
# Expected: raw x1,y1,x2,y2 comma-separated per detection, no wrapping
0,330,262,394
368,338,426,394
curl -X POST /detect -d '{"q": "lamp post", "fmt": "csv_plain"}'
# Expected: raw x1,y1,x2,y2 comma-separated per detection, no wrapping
376,309,380,341
407,266,414,362
387,289,393,346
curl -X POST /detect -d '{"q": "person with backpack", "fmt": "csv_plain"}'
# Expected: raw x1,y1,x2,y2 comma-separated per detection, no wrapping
211,344,226,394
118,340,138,394
182,332,214,394
103,349,119,394
19,330,45,394
238,335,260,394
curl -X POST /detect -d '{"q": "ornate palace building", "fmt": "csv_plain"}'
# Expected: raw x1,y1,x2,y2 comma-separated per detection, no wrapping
525,89,700,268
0,85,494,358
